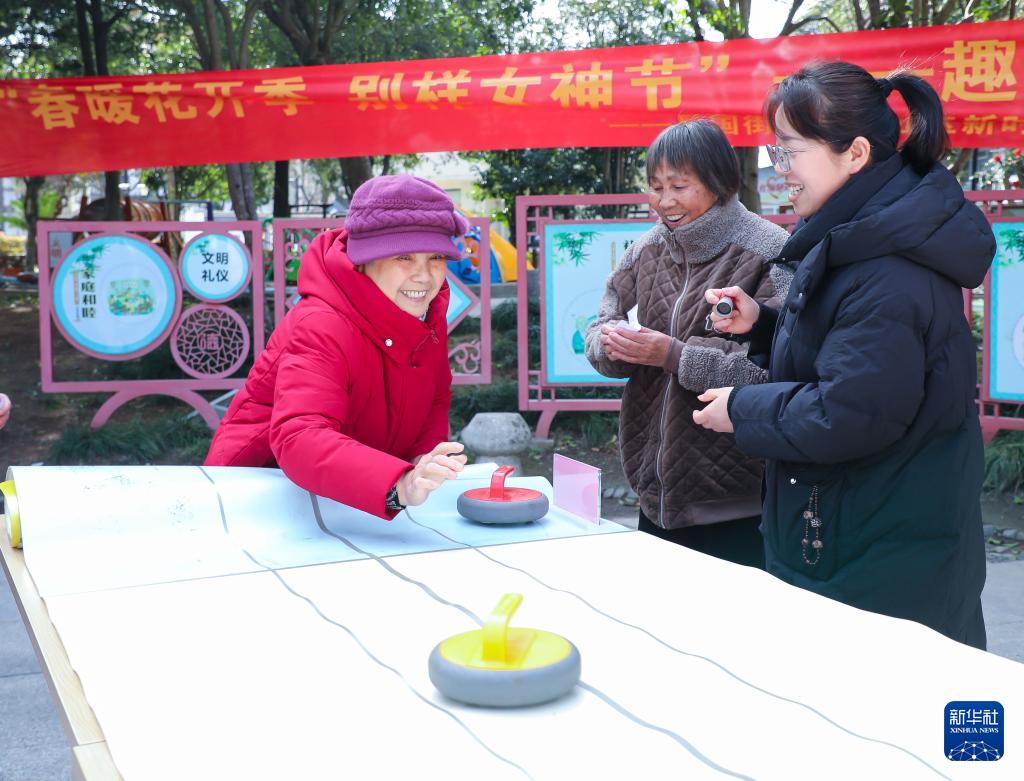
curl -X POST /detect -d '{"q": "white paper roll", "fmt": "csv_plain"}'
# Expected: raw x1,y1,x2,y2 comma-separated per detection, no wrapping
0,477,20,548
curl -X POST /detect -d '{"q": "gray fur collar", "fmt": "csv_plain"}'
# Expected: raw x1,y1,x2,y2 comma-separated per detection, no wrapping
656,196,782,266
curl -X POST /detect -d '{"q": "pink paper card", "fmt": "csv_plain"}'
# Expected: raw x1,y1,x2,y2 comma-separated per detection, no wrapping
553,454,602,524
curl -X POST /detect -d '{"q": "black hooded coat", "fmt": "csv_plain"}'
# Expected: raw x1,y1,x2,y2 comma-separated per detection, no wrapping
729,153,995,648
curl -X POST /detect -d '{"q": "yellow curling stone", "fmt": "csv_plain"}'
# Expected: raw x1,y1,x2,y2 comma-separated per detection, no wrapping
429,593,581,707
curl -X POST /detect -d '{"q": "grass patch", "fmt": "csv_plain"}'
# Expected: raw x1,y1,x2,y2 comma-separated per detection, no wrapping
48,415,213,465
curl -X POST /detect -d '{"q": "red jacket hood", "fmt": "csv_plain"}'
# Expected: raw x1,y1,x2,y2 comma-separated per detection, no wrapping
297,228,450,363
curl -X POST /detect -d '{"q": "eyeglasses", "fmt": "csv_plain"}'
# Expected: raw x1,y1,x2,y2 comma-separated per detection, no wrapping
765,143,811,174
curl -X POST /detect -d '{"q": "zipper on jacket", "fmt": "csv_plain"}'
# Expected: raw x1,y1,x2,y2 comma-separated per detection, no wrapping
655,259,690,529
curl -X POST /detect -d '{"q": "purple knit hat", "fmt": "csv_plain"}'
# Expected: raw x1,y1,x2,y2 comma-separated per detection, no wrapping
345,175,470,265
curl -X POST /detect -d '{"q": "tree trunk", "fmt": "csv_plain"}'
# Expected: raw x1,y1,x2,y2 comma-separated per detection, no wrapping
103,170,121,220
736,147,761,214
24,176,45,273
948,148,973,178
274,160,291,217
166,166,178,219
74,0,97,76
240,162,257,219
225,162,257,220
76,0,121,221
340,156,374,199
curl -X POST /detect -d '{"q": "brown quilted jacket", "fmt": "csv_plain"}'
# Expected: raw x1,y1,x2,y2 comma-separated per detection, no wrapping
584,198,789,530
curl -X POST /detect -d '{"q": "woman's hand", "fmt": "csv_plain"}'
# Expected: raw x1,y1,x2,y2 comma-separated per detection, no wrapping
399,442,467,506
599,324,672,366
0,394,10,430
705,286,759,335
692,387,734,433
415,442,468,471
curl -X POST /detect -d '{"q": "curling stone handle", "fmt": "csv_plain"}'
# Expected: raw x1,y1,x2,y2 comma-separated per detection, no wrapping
488,465,515,500
482,592,523,663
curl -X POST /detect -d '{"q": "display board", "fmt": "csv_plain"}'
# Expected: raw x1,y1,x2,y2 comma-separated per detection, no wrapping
541,220,652,385
989,219,1024,402
51,234,181,360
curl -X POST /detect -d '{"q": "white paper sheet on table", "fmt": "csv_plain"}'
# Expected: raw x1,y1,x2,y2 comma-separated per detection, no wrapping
6,466,1023,780
41,533,1024,781
7,465,626,596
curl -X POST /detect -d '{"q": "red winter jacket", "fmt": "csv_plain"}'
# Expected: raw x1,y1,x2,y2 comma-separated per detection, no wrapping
205,228,452,519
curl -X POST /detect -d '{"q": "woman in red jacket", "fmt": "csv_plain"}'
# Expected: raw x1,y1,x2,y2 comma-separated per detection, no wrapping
206,175,469,519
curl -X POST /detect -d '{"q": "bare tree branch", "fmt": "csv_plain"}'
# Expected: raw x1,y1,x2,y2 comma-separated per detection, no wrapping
200,0,223,69
324,0,338,57
324,0,357,51
867,0,883,25
173,0,211,69
106,1,136,29
850,0,867,29
264,0,361,65
933,0,961,24
214,0,237,70
264,2,312,63
779,0,805,35
687,0,706,41
238,0,261,70
787,14,843,33
294,1,318,61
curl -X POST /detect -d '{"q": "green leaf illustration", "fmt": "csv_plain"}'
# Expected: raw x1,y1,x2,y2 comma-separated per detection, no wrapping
552,230,598,267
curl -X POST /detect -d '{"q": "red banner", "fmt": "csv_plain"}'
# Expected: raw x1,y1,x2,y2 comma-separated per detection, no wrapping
5,20,1024,177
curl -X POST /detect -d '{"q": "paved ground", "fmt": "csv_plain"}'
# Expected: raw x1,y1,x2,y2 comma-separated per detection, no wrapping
0,572,72,781
2,543,1022,781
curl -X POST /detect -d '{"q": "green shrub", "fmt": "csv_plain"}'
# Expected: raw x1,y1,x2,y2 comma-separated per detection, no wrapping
491,300,518,332
578,412,619,449
450,381,522,432
48,415,213,465
490,299,539,333
984,430,1024,494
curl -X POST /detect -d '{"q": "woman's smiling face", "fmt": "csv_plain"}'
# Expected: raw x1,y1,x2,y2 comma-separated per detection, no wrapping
772,107,870,218
647,165,718,228
360,252,448,317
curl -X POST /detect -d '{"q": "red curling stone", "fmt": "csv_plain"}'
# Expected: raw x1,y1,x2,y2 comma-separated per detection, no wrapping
457,465,550,524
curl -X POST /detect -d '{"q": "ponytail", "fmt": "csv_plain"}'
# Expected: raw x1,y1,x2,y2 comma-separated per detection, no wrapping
886,70,949,173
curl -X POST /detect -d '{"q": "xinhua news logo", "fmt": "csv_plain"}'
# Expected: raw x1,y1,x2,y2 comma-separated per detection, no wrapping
945,701,1003,761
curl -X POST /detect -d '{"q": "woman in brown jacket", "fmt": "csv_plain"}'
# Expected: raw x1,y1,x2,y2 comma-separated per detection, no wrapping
584,119,790,567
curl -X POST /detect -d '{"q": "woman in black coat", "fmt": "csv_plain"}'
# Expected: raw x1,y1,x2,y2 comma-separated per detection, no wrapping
693,61,995,649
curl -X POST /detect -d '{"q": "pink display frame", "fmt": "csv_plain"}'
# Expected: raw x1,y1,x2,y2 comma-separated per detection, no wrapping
37,220,265,429
270,217,492,385
516,192,1022,440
